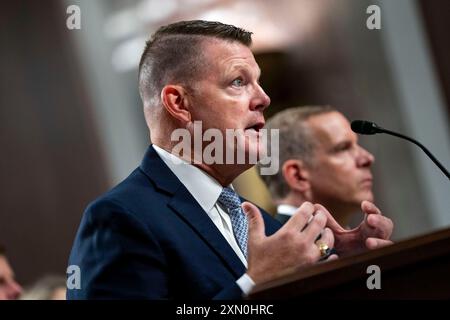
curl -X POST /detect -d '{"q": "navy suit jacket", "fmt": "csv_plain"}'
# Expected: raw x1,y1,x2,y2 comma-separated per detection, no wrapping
67,145,281,300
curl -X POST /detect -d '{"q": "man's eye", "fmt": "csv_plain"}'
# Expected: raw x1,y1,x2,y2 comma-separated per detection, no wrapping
231,78,244,87
334,143,351,152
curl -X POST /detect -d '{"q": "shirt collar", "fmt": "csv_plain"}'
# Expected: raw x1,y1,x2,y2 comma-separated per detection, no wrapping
153,144,226,213
277,204,298,216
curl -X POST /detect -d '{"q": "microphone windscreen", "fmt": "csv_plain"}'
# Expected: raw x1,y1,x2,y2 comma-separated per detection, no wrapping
351,120,379,135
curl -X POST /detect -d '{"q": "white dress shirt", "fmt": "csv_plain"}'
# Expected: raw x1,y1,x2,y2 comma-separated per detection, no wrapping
277,204,298,216
153,145,255,296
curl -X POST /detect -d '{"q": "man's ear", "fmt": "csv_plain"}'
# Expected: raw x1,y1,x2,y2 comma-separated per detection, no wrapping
161,85,191,123
281,159,310,193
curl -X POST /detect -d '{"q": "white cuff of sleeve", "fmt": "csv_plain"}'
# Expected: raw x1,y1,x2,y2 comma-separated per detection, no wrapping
236,273,255,297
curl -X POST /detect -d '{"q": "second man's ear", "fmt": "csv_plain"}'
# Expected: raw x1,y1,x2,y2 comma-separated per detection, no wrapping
282,159,310,193
161,85,192,124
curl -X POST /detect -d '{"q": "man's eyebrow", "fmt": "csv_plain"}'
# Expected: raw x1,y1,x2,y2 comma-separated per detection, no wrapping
330,140,352,151
252,65,262,79
227,64,262,78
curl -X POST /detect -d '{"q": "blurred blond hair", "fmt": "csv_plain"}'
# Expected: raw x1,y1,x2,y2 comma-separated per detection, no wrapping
20,275,66,300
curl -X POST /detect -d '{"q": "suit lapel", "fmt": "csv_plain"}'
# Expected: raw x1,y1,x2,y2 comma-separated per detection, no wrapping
140,145,181,194
140,145,246,278
168,188,246,277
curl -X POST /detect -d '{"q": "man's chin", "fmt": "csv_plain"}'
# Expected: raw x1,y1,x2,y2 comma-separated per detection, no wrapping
357,192,374,204
248,147,266,164
234,140,265,163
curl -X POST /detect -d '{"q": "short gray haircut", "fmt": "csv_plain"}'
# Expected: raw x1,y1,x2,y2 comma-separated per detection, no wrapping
138,20,253,109
259,105,336,200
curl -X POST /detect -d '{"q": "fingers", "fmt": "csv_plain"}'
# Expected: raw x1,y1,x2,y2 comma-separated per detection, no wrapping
369,215,393,238
316,227,335,249
361,201,394,240
283,202,315,232
280,203,333,265
242,202,265,243
366,237,393,250
326,254,339,261
314,203,345,232
314,227,336,262
366,213,394,240
319,253,339,264
361,200,381,215
303,211,327,243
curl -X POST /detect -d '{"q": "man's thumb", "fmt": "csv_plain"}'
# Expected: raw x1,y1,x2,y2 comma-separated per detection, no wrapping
242,201,265,241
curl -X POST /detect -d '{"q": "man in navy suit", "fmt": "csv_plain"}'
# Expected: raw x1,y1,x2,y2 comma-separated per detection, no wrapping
67,20,394,300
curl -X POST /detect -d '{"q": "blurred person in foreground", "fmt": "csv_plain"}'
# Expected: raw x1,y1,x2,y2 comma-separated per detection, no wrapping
0,244,22,300
20,275,66,300
259,106,391,235
68,20,393,300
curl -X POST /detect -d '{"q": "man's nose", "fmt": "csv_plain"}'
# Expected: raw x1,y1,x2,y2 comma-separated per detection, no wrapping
250,84,271,111
356,146,375,167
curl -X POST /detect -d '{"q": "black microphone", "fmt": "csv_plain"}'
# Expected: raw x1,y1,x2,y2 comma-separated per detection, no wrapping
351,120,450,180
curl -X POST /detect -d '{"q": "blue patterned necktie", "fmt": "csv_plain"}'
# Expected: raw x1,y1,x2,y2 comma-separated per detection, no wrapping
217,187,248,259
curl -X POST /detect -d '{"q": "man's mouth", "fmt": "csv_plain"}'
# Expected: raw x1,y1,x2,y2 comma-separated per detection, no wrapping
244,122,265,133
360,177,373,187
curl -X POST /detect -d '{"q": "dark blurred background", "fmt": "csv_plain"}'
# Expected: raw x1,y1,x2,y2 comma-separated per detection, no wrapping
0,0,449,286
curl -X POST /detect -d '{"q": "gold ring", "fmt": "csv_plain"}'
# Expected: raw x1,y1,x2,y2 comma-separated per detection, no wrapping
317,242,329,257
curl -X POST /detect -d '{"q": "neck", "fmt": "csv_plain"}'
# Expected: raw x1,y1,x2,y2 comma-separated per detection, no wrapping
193,163,251,186
152,139,250,187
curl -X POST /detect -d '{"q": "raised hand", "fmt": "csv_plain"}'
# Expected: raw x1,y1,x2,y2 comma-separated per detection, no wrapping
314,200,393,256
242,201,336,284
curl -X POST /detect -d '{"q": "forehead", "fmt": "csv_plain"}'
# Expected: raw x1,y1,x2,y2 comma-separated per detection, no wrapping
201,39,261,75
307,112,355,146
